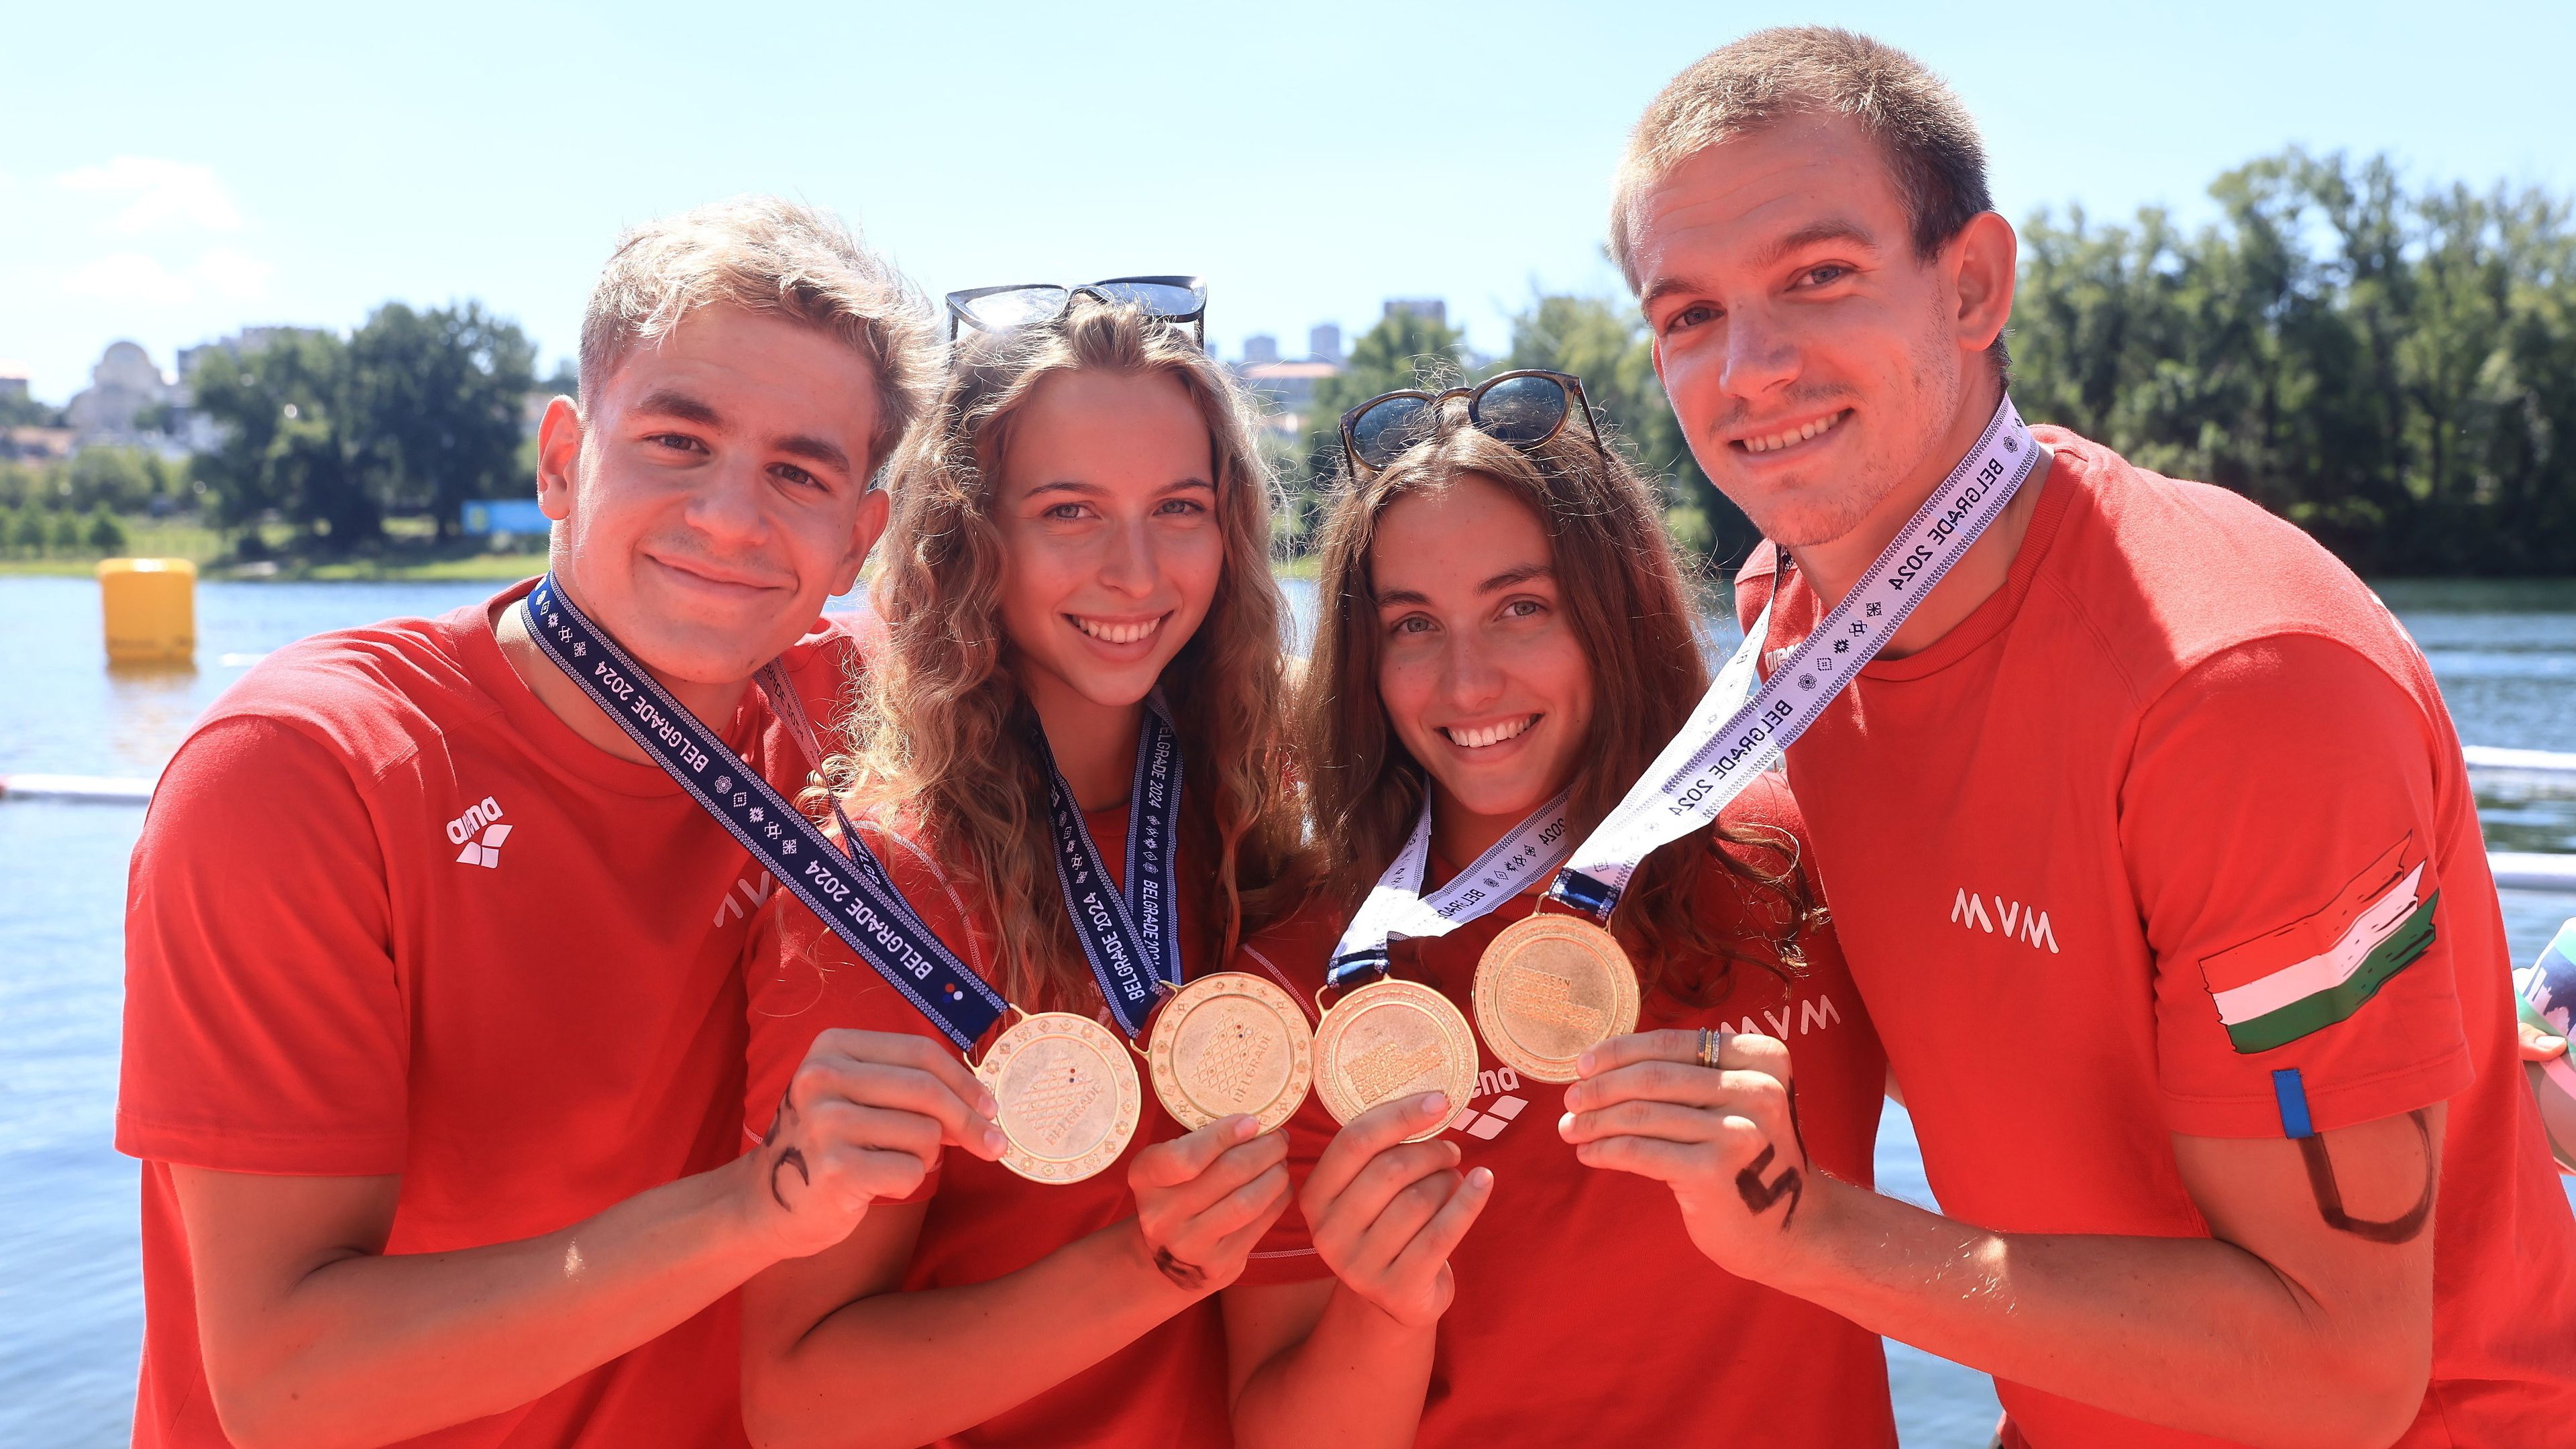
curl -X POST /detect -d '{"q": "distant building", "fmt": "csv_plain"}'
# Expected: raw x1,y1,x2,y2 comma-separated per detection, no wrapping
65,341,176,453
1238,360,1343,437
175,325,317,384
1383,298,1448,327
1242,333,1281,366
1307,323,1343,364
0,370,29,405
3,427,75,462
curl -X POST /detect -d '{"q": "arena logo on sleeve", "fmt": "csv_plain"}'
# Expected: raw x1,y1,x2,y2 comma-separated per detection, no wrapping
2200,833,2439,1054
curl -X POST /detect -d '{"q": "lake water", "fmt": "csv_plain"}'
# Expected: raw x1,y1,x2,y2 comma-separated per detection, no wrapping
3,573,2572,1447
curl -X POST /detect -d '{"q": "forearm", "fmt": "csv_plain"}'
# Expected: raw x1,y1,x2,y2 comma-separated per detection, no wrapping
1768,1177,2404,1448
746,1216,1198,1449
1230,1283,1436,1449
198,1154,779,1449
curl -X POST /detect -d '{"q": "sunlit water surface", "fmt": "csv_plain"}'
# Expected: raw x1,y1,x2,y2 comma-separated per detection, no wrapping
3,574,2571,1446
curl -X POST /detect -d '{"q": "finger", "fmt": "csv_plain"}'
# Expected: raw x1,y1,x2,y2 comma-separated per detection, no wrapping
1382,1165,1493,1285
1173,1161,1294,1250
2521,1019,2571,1063
817,1028,999,1117
1568,1062,1791,1116
796,1143,930,1212
801,1098,947,1166
1195,1175,1299,1277
1320,1139,1462,1242
1570,1133,1712,1186
1305,1093,1453,1205
1130,1115,1267,1191
1576,1028,1709,1077
1343,1169,1460,1279
797,1059,1006,1160
1146,1131,1291,1222
1558,1099,1733,1148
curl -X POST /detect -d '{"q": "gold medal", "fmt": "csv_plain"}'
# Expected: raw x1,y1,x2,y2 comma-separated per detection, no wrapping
1472,913,1640,1083
975,1012,1141,1184
1311,977,1479,1142
1146,972,1313,1133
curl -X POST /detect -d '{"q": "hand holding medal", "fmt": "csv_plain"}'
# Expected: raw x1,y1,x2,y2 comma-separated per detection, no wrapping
1124,1112,1295,1295
757,1027,1008,1259
1558,1027,1817,1279
1298,1091,1495,1328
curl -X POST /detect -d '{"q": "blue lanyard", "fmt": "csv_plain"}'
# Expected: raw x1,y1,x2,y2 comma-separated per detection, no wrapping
523,575,1007,1050
1029,698,1185,1039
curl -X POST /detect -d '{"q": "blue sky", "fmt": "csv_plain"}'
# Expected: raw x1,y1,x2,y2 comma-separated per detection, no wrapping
5,0,2573,403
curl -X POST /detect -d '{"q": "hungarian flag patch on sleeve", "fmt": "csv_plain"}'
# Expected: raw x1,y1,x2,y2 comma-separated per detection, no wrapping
2200,834,2440,1055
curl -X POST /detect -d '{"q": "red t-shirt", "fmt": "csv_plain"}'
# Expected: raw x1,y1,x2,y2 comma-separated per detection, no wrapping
1735,430,2576,1446
117,580,859,1449
743,804,1323,1449
1250,773,1898,1448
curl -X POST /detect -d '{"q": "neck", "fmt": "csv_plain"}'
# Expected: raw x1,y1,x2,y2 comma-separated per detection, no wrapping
1427,785,1552,894
1021,671,1144,813
1780,376,2042,660
492,590,754,767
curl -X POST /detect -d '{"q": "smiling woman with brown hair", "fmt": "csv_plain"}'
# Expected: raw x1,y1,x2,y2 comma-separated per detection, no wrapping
1216,374,1896,1448
736,290,1324,1449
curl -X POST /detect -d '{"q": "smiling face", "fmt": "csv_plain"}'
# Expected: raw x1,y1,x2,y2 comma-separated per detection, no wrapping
1371,473,1595,850
1631,113,2008,549
538,305,886,684
992,367,1222,724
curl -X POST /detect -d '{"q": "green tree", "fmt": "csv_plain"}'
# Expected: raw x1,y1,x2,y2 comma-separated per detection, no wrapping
350,301,537,538
1285,311,1469,544
63,445,171,513
11,506,47,555
188,331,376,549
1501,294,1759,571
85,505,127,553
50,511,81,553
2012,148,2576,576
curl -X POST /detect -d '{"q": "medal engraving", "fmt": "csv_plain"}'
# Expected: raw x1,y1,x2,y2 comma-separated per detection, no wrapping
1147,972,1314,1132
1313,978,1478,1141
978,1012,1140,1184
1474,914,1640,1083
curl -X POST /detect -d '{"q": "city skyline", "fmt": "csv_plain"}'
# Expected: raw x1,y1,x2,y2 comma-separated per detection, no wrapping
5,0,2573,402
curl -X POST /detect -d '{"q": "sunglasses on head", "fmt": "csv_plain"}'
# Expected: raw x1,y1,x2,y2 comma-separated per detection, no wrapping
1338,369,1606,478
944,276,1208,345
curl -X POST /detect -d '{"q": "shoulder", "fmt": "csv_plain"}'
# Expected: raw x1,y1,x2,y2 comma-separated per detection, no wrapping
189,598,500,785
2027,429,2429,704
1731,542,1780,633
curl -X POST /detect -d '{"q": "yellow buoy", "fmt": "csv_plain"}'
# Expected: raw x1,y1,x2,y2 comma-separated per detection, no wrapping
98,557,197,667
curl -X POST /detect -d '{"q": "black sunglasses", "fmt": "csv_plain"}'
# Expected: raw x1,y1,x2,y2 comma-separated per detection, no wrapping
1339,369,1606,478
944,276,1208,345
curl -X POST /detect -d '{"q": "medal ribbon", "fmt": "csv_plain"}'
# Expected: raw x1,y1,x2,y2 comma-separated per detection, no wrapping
1029,697,1186,1039
1324,792,1574,987
1544,392,2045,920
522,574,1008,1050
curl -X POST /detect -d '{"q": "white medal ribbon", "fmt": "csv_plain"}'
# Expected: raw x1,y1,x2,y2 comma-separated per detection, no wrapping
1550,393,2044,911
1327,792,1574,977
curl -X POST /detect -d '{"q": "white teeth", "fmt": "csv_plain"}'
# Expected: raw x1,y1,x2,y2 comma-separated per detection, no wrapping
1442,714,1538,750
1743,409,1847,453
1073,615,1162,645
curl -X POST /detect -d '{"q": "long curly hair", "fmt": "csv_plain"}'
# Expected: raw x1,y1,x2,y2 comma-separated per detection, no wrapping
826,299,1305,1010
1293,400,1819,1005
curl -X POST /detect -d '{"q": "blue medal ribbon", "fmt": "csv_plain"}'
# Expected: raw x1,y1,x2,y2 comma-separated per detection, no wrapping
1028,697,1186,1039
522,574,1007,1050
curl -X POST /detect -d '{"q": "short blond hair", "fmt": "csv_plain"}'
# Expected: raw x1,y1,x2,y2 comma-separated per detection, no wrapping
1609,27,1993,291
580,195,936,482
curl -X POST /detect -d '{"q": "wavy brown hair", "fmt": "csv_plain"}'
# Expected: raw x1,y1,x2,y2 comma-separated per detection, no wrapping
826,299,1305,1010
1293,402,1817,1006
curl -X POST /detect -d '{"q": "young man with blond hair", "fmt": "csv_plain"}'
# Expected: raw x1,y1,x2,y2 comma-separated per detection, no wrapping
1562,27,2576,1448
117,196,1004,1449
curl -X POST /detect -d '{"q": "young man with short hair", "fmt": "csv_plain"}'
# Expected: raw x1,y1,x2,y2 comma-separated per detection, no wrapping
117,196,1004,1449
1563,28,2576,1448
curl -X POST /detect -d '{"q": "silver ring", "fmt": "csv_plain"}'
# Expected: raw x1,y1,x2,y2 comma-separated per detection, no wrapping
1697,1027,1721,1069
